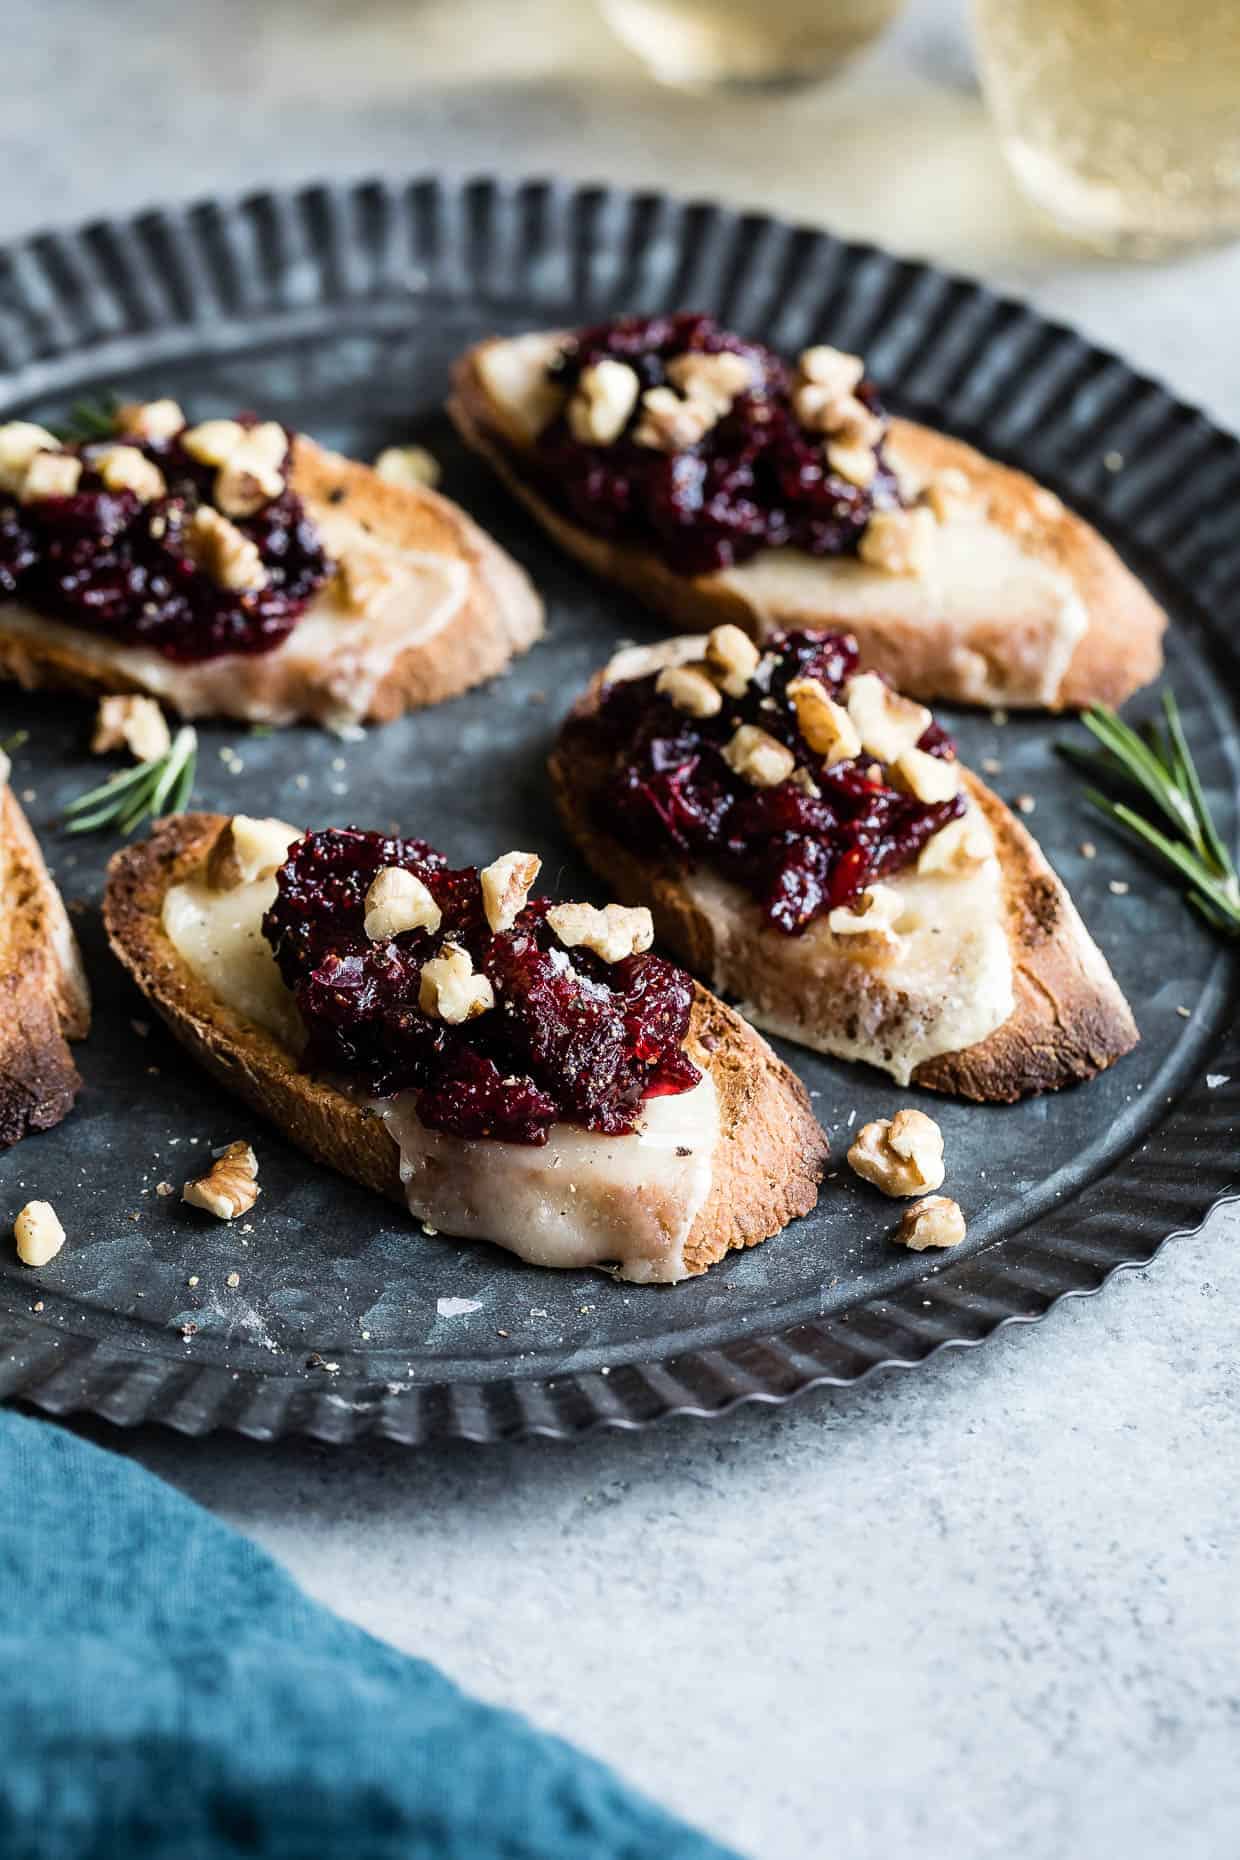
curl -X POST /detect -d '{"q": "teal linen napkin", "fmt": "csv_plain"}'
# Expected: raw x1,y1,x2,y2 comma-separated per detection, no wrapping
0,1410,741,1860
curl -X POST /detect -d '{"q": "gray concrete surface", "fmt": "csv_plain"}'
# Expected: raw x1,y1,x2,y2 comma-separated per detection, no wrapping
6,0,1238,1854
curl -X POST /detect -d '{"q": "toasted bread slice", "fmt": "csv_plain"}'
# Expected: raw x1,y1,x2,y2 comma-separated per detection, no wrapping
0,754,90,1147
0,435,544,729
450,331,1165,712
103,814,827,1281
549,648,1139,1103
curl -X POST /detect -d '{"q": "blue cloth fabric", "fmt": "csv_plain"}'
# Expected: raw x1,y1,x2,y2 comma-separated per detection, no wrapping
0,1410,740,1860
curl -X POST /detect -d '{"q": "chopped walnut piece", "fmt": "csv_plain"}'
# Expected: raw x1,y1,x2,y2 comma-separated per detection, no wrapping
114,398,185,443
789,766,821,798
826,883,901,940
334,542,400,615
20,451,82,502
921,466,974,523
567,360,641,446
547,900,655,964
847,1109,945,1198
632,386,715,452
373,444,441,489
187,506,268,591
13,1201,65,1267
722,723,796,789
791,347,882,447
480,850,541,934
655,663,723,718
419,943,494,1022
207,815,301,889
95,443,166,502
894,744,960,803
664,350,755,417
844,672,932,765
92,695,171,764
0,422,60,495
181,419,247,468
797,344,865,399
215,422,288,518
916,810,992,876
896,1195,966,1251
787,677,862,764
704,622,760,697
858,506,937,577
826,440,877,488
182,1142,260,1220
364,866,442,940
182,419,287,516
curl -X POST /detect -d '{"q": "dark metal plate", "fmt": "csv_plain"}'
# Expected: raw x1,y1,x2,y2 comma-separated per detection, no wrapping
0,177,1236,1444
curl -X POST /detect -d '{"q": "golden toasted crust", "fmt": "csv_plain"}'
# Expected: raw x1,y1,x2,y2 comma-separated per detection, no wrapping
450,340,1165,712
0,434,543,725
548,673,1138,1105
0,785,90,1148
103,815,827,1278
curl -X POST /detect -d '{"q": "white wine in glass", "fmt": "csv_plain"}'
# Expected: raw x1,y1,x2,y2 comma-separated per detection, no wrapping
600,0,905,89
973,0,1240,253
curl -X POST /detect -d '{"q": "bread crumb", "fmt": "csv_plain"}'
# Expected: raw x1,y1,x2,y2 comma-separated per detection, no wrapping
1103,450,1124,472
1080,841,1097,859
155,1181,174,1197
990,708,1008,726
1175,1005,1191,1018
1015,794,1036,815
1109,879,1130,895
981,757,1002,775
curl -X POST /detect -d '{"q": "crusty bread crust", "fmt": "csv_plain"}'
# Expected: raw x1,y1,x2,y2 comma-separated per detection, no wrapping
0,435,544,725
549,673,1139,1104
450,342,1165,712
103,815,827,1278
0,784,90,1148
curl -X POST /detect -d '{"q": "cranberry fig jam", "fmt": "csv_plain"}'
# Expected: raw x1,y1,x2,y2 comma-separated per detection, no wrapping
0,410,332,662
526,313,903,577
564,630,966,936
262,829,701,1146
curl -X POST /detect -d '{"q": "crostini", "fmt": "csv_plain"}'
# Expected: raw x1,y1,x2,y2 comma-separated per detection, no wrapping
0,402,543,729
450,315,1166,712
0,751,90,1147
103,813,826,1282
548,626,1139,1101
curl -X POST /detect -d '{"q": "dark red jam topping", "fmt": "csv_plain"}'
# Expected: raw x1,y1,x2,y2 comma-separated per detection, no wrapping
524,312,903,577
565,630,965,937
262,828,701,1147
0,421,332,662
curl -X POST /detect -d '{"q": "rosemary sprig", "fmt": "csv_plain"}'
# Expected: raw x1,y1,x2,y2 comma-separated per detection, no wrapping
64,725,198,837
52,393,121,444
1058,695,1240,937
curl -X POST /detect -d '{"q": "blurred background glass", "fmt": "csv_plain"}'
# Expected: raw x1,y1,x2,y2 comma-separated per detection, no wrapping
599,0,906,89
973,0,1240,254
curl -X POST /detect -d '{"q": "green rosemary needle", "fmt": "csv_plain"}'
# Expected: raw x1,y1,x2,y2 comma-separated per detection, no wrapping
1057,695,1240,938
64,725,198,837
52,394,121,444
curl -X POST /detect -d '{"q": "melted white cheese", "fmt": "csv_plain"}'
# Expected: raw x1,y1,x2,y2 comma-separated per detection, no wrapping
374,1077,718,1284
717,519,1087,709
162,868,306,1053
685,859,1012,1086
162,843,718,1281
0,520,470,727
602,636,1015,1084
